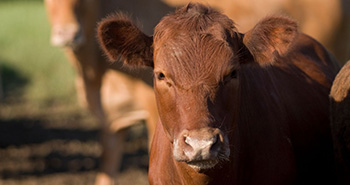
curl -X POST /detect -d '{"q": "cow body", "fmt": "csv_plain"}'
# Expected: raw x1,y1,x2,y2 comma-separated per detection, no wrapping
330,60,350,185
98,3,340,185
44,0,173,184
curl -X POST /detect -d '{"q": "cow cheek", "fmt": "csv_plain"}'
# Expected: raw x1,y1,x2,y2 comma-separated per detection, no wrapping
224,82,239,111
154,84,178,140
212,82,239,130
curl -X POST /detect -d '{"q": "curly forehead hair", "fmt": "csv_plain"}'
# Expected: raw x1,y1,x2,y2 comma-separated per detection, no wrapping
153,3,242,92
154,3,240,45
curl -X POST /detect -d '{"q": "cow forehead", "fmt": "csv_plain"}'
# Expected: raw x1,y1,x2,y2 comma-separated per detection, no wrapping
154,34,235,89
152,4,240,89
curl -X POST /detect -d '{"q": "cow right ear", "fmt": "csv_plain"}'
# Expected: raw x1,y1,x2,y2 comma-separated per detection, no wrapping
97,13,154,68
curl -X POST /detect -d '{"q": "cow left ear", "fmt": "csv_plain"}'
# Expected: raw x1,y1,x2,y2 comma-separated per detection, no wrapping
97,13,154,68
242,16,298,65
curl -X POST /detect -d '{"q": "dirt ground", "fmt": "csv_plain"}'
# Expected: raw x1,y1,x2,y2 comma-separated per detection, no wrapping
0,103,149,185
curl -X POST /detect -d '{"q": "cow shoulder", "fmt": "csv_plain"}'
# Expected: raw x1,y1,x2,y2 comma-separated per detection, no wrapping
97,12,154,68
243,16,298,65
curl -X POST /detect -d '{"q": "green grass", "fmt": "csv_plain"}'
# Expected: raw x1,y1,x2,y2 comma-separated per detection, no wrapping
0,1,77,109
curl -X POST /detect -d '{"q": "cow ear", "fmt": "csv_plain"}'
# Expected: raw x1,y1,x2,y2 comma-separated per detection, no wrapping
242,16,298,65
97,13,154,68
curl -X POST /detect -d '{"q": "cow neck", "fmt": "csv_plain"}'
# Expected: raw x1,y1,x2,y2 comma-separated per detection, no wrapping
65,43,106,83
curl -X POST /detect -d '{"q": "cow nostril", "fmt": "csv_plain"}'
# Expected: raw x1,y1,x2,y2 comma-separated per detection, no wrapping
183,135,194,151
184,135,192,147
212,134,218,144
184,135,189,145
210,134,221,151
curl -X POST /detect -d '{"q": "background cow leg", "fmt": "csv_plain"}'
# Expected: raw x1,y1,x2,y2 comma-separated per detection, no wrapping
95,128,127,185
133,82,158,149
0,70,3,100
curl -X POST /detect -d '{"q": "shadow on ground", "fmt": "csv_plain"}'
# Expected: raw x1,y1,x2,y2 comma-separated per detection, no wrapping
0,60,29,101
0,107,149,185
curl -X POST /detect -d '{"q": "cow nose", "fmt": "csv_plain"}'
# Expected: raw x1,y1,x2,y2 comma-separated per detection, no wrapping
183,134,219,161
173,128,230,170
50,24,82,47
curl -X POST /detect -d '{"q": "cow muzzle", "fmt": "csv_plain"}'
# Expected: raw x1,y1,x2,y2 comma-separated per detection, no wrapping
173,127,230,171
50,24,84,48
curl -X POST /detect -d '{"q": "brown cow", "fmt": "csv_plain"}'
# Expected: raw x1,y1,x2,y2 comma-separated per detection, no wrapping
330,60,350,185
44,0,173,184
98,3,340,185
162,0,350,65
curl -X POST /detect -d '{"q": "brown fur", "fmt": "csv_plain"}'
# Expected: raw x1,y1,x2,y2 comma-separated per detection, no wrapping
98,3,340,185
98,13,154,67
330,60,350,185
153,3,241,95
243,16,298,64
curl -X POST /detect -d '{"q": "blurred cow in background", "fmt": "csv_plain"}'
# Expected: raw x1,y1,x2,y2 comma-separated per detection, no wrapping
163,0,350,65
44,0,173,184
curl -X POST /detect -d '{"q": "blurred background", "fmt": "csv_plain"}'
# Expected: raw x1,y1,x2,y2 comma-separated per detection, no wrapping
0,0,150,184
0,0,349,185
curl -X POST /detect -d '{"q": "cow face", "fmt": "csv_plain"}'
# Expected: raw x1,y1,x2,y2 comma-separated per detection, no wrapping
44,0,98,48
98,3,297,171
152,22,240,170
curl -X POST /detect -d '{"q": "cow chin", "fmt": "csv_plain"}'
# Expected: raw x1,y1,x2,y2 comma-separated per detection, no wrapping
187,160,219,171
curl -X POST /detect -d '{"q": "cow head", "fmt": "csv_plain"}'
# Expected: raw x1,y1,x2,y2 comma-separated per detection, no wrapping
44,0,99,48
97,3,297,171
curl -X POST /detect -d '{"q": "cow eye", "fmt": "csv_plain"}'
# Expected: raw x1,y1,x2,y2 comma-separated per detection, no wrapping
230,70,237,78
223,70,238,84
157,72,165,80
